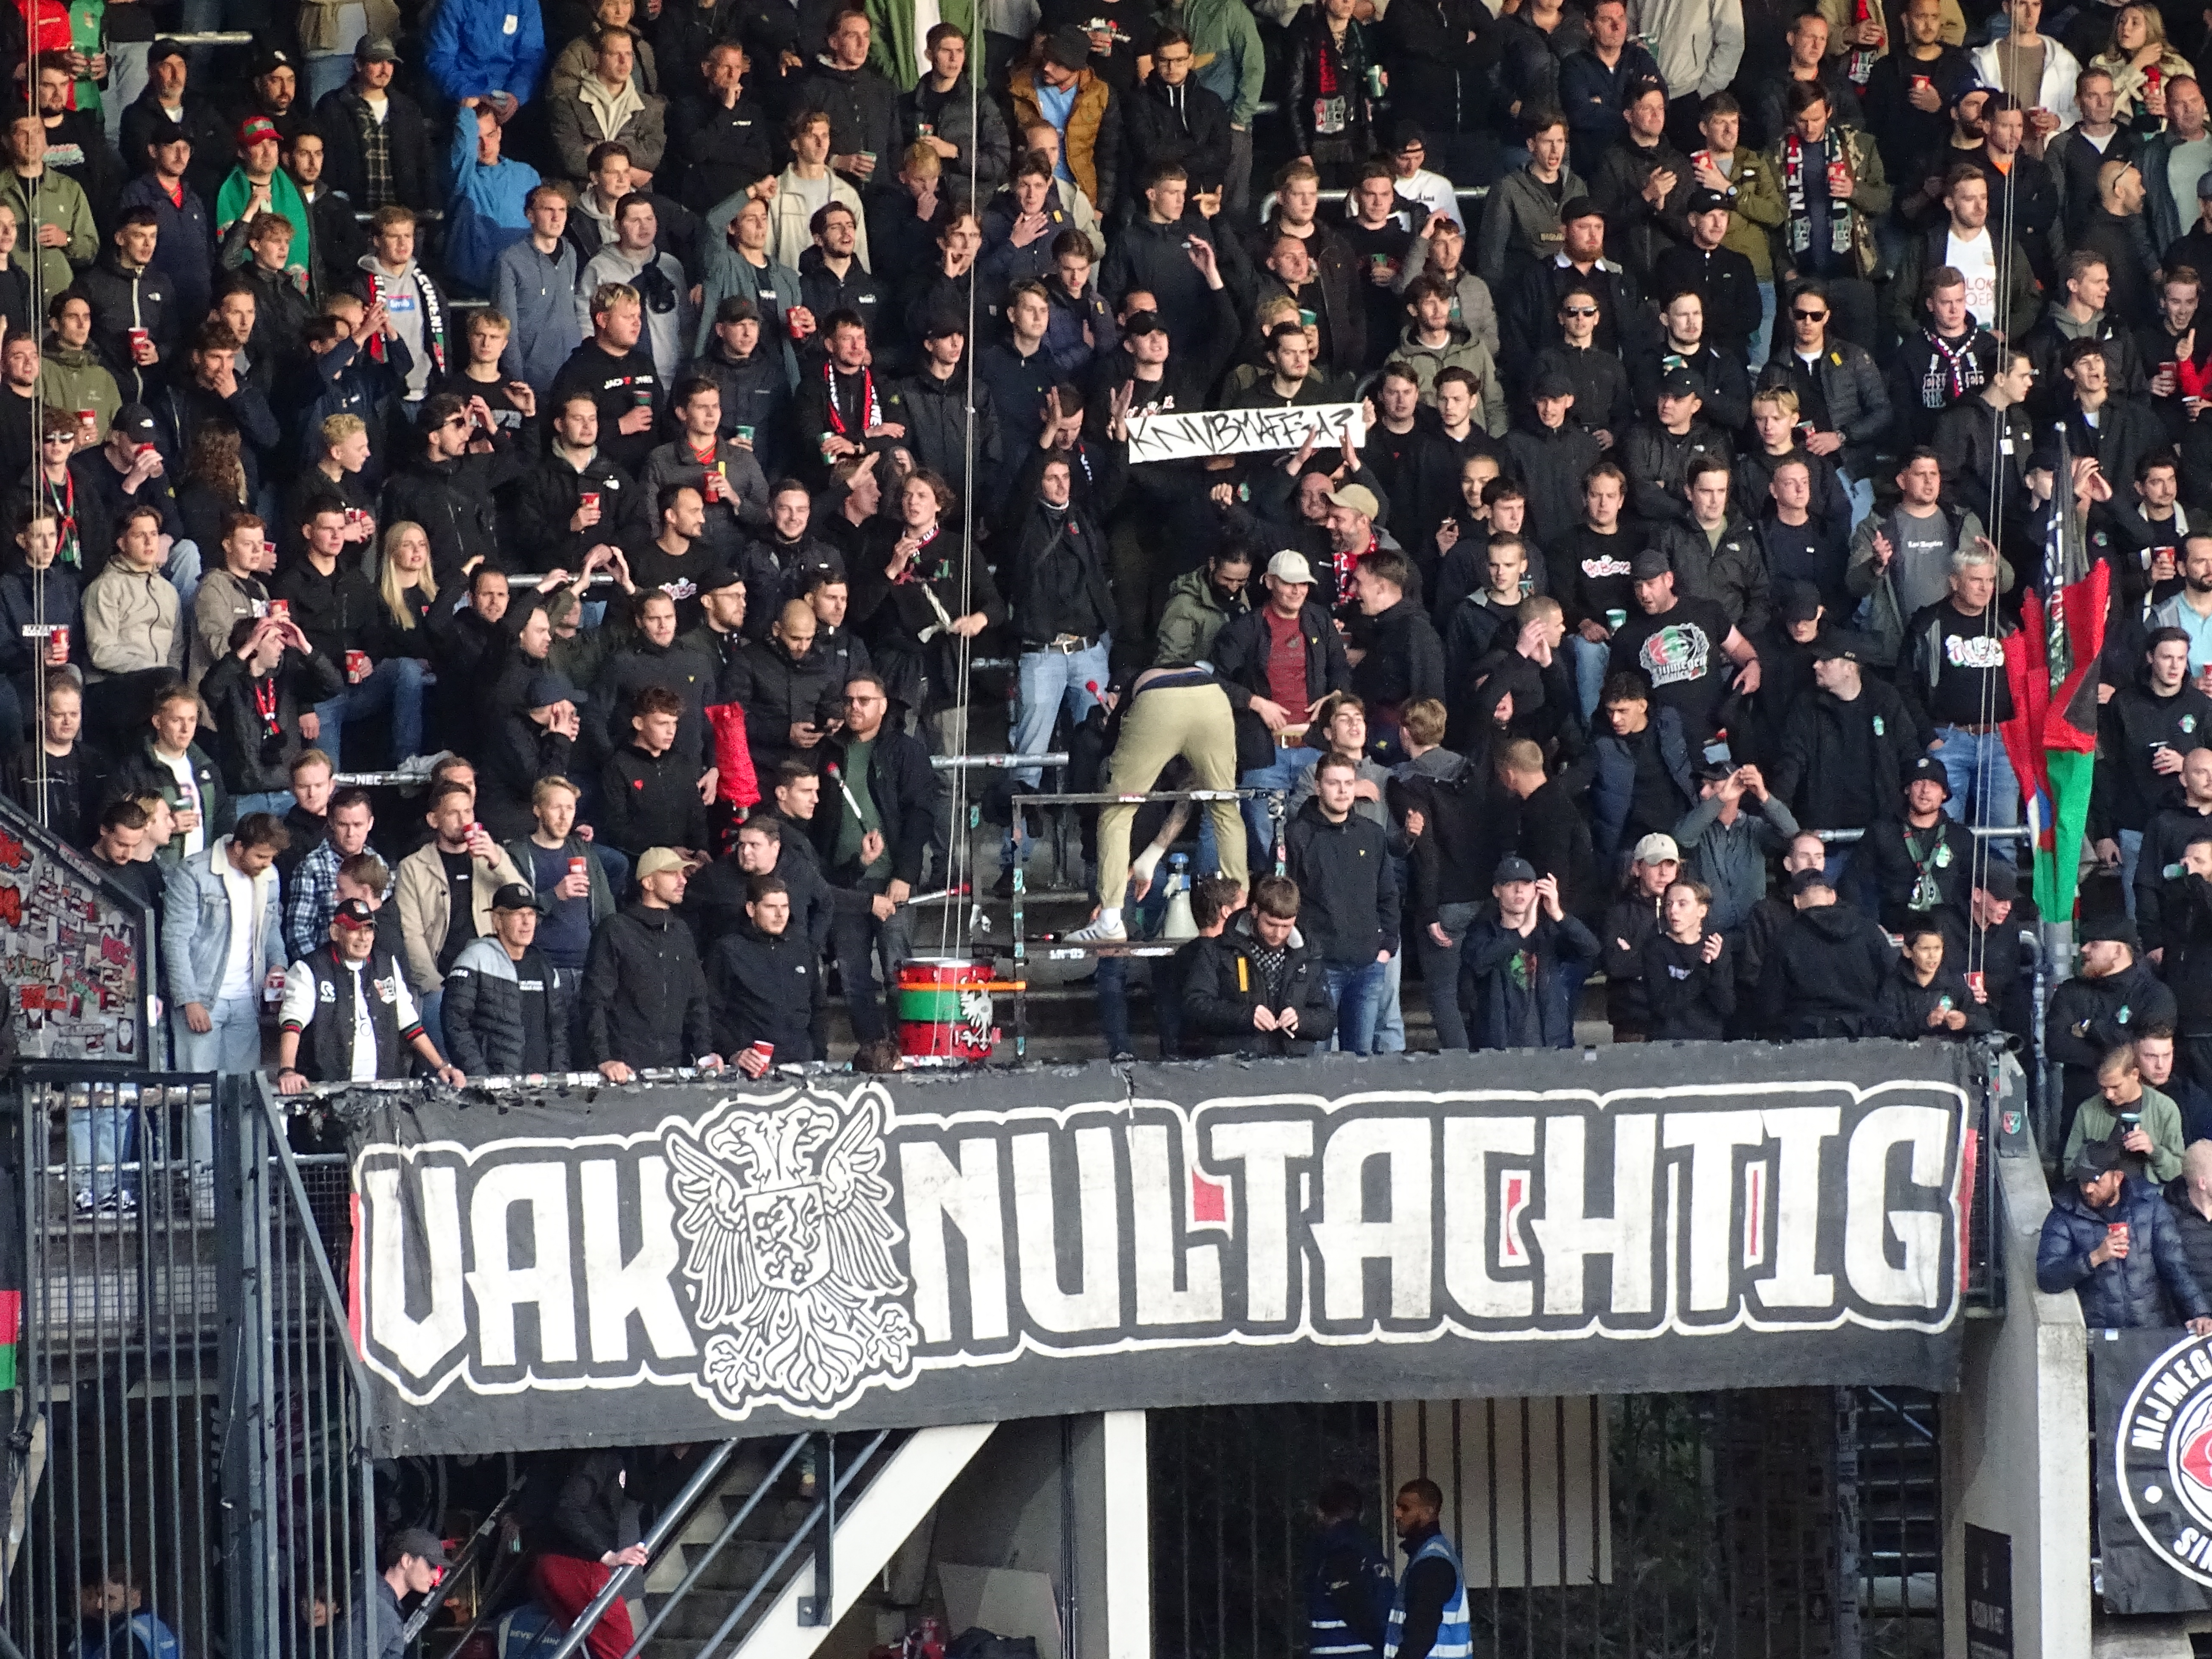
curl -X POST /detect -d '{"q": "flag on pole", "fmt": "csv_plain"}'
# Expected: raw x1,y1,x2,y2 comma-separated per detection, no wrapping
1998,435,2108,923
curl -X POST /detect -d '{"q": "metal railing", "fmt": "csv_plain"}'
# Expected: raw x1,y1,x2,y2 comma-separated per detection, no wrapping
6,1071,376,1659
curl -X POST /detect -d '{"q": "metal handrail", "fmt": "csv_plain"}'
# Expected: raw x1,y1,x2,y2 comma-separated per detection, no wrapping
536,1441,744,1659
401,1482,527,1643
154,30,255,41
679,1431,894,1659
1816,825,2032,844
616,1434,814,1659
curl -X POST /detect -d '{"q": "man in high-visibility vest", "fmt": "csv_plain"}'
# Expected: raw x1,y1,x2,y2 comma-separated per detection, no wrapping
1307,1481,1394,1659
1382,1479,1472,1659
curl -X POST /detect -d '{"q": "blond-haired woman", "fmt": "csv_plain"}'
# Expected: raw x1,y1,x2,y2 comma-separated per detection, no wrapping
2092,4,2194,123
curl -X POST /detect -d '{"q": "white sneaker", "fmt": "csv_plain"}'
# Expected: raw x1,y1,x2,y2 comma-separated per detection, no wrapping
1065,915,1126,943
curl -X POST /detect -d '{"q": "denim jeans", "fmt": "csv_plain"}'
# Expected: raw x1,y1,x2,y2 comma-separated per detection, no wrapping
2121,827,2145,917
233,789,294,821
314,655,428,771
170,995,261,1173
1375,931,1405,1051
1752,280,1776,368
831,898,915,1043
305,53,354,106
1324,958,1387,1054
1568,633,1610,721
1841,473,1875,530
68,1101,134,1201
1011,638,1109,790
1238,746,1319,873
165,538,202,620
1933,727,2019,830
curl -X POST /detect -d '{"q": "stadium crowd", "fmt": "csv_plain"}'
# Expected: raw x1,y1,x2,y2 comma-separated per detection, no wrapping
15,0,2212,1128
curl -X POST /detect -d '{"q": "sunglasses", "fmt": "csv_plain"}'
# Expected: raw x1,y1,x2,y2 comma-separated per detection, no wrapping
1561,305,1599,317
1793,309,1828,321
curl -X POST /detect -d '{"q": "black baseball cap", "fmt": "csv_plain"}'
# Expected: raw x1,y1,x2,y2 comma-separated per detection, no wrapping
490,883,536,913
1810,632,1864,663
1493,855,1538,884
1685,187,1730,215
1532,369,1575,400
387,1527,451,1568
332,898,377,930
1658,367,1703,399
1122,308,1168,338
1776,580,1822,624
2068,1137,2125,1180
1629,546,1672,581
112,403,157,442
1979,861,2019,901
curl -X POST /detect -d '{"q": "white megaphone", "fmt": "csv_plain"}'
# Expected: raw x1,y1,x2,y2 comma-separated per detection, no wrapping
1161,853,1199,942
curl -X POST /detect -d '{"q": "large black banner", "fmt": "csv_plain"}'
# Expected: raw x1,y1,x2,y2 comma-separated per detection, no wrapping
344,1045,1979,1455
2096,1327,2212,1613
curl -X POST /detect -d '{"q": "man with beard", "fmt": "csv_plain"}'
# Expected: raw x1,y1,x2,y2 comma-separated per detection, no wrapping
1156,547,1253,669
1654,454,1767,636
2048,914,2177,1141
1607,547,1758,746
739,480,843,644
1867,753,1976,934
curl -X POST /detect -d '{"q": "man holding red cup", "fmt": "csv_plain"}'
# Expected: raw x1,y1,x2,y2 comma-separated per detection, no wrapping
703,872,822,1068
2037,1131,2212,1333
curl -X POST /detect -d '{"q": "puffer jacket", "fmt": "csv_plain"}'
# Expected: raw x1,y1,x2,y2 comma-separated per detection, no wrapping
894,367,1004,486
78,252,177,400
441,938,575,1076
1474,162,1585,288
1181,914,1339,1057
2038,1173,2207,1328
1010,62,1121,213
1755,336,1892,480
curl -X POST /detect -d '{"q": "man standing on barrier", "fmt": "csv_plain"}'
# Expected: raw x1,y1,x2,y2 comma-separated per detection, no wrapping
1383,1479,1471,1659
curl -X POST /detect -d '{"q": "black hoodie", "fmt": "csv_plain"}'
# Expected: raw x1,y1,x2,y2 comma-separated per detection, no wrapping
1755,899,1898,1039
705,920,823,1058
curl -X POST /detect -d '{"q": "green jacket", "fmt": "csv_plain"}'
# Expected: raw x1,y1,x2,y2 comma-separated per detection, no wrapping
1712,146,1785,279
39,342,119,435
866,0,974,90
215,166,313,288
1764,126,1891,282
1176,0,1266,126
2064,1083,2188,1187
0,167,97,303
1154,568,1246,670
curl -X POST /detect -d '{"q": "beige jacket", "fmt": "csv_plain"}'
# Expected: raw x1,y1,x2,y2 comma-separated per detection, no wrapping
393,839,525,994
83,562,182,678
297,0,401,55
768,166,871,272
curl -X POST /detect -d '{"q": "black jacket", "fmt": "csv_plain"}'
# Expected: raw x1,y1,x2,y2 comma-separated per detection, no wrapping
1284,799,1401,966
1755,899,1898,1039
734,634,841,771
508,447,649,575
2048,958,2180,1105
1001,495,1115,648
1181,915,1339,1057
1349,598,1444,715
1866,815,1976,936
1210,601,1354,772
381,450,522,586
1771,678,1923,831
198,649,346,796
797,61,902,178
441,939,575,1075
1121,73,1233,195
1502,421,1602,552
600,742,711,856
705,922,823,1059
810,725,939,888
78,252,177,401
2092,678,2212,839
580,902,716,1067
1873,958,1993,1042
312,86,435,212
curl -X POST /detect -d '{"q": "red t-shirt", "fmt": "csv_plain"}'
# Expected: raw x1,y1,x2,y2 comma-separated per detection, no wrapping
1263,609,1307,715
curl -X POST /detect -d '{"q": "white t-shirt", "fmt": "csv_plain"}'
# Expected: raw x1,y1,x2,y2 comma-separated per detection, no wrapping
1945,228,1997,326
159,750,204,856
217,861,257,1001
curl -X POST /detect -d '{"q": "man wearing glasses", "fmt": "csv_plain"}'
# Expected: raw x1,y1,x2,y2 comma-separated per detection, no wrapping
1756,281,1892,527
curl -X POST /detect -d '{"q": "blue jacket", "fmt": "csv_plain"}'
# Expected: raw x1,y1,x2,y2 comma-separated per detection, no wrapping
1557,41,1661,172
1308,1518,1394,1659
2037,1173,2209,1328
78,1611,180,1659
1591,705,1695,868
445,114,540,294
494,235,584,396
117,173,214,326
1466,908,1599,1050
423,0,547,104
160,836,286,1012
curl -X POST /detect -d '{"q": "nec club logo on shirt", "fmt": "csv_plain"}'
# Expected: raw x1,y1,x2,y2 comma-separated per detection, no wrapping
1583,555,1633,578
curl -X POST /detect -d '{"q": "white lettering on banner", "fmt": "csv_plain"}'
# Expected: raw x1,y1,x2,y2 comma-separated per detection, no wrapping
1310,1116,1432,1321
1842,1103,1953,1310
1663,1112,1765,1313
1126,1124,1225,1325
1013,1128,1123,1332
350,1075,1969,1426
467,1162,577,1368
580,1158,697,1364
365,1165,469,1379
1121,401,1367,464
1441,1116,1536,1320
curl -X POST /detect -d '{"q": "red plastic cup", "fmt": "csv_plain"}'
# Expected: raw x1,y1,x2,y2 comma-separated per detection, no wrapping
580,490,600,516
268,598,289,619
46,623,67,664
345,649,370,684
128,326,148,355
569,856,587,879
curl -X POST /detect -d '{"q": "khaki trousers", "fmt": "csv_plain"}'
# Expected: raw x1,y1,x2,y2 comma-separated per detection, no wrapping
1096,683,1249,902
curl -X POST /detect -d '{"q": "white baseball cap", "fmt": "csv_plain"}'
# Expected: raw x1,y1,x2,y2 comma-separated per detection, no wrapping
1633,833,1682,865
1266,550,1316,585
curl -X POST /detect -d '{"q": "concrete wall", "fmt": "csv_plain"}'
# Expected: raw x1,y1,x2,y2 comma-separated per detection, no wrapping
1943,1130,2090,1659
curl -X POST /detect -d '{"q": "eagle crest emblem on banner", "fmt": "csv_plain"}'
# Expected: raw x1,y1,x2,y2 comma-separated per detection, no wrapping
664,1085,917,1415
